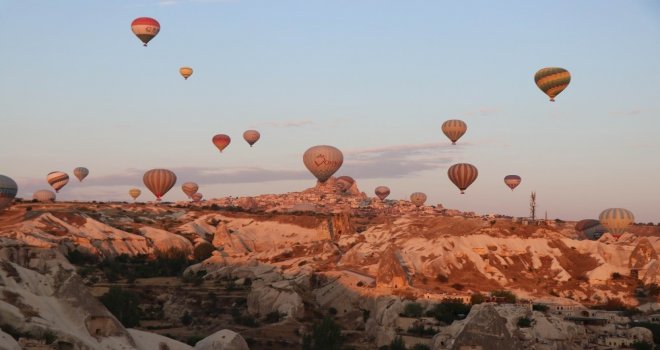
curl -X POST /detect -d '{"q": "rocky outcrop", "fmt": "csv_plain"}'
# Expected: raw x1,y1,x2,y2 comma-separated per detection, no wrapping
0,329,21,350
194,329,249,350
247,279,304,319
377,245,410,289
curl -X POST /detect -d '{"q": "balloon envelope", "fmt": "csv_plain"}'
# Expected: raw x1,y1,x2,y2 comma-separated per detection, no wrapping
534,67,571,102
243,130,261,147
504,175,521,190
129,188,141,200
131,17,160,46
599,208,634,239
0,175,18,211
47,171,69,193
143,169,177,201
410,192,427,207
212,134,231,153
33,190,56,202
448,163,478,194
575,219,607,240
191,193,203,202
179,67,193,80
303,145,344,183
73,167,89,182
182,182,199,198
441,120,467,145
375,186,390,200
336,176,355,192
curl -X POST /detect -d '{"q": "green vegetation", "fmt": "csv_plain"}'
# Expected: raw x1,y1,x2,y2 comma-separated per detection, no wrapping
411,344,431,350
517,317,532,328
407,324,436,337
632,341,653,350
426,298,471,325
302,317,344,350
389,336,406,350
470,293,486,305
532,304,549,312
265,311,283,323
99,286,141,328
402,302,424,318
490,290,517,303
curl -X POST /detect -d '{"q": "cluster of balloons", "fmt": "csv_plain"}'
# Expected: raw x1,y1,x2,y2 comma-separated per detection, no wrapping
212,130,261,153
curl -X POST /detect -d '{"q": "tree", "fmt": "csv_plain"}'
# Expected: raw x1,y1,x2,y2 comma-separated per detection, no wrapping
491,290,517,303
470,293,486,305
389,336,406,350
517,317,532,328
428,299,471,325
302,317,344,350
632,341,653,350
403,302,423,318
100,286,141,327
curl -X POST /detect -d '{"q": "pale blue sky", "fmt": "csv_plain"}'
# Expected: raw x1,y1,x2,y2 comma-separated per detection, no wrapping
1,0,659,222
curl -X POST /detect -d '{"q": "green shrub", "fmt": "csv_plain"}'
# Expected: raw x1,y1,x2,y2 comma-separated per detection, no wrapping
302,317,344,350
470,293,486,305
389,336,406,350
403,302,423,318
428,298,471,325
100,286,141,328
517,317,532,328
632,341,653,350
411,344,431,350
490,290,516,303
265,311,282,323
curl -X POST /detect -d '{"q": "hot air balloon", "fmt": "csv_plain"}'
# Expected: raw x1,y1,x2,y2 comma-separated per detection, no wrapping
191,193,203,202
73,167,89,182
212,134,231,153
447,163,478,194
0,175,18,211
47,171,69,193
131,17,160,46
303,145,344,183
534,67,571,102
336,176,355,193
504,175,521,191
575,219,606,240
143,169,177,201
129,188,141,201
182,182,199,198
180,67,193,80
599,208,634,240
410,192,427,207
243,130,261,147
33,190,56,202
441,120,467,145
375,186,390,201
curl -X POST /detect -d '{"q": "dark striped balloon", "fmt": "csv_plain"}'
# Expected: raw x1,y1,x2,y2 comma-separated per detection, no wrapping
447,163,478,194
143,169,177,201
375,186,390,200
599,208,634,239
504,175,521,191
441,119,467,145
181,182,199,198
73,167,89,182
534,67,571,102
0,175,18,210
47,171,69,193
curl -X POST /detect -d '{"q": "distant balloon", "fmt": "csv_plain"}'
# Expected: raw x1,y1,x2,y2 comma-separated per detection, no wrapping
182,182,199,198
303,145,344,183
448,163,478,194
212,134,231,153
33,190,56,202
410,192,427,207
441,120,467,145
179,67,193,80
534,67,571,102
73,167,89,182
243,130,261,147
47,171,69,193
375,186,390,201
575,219,607,240
336,176,355,193
143,169,177,201
599,208,634,240
504,175,521,191
131,17,160,46
191,193,203,202
129,188,141,201
0,175,18,211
